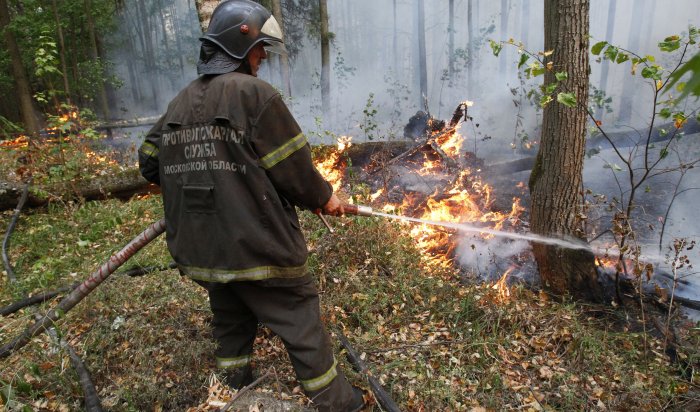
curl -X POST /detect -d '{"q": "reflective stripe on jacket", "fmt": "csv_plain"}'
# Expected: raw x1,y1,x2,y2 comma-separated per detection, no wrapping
138,72,332,281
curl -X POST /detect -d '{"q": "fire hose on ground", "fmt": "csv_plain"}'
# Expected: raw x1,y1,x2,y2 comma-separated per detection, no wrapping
0,219,167,359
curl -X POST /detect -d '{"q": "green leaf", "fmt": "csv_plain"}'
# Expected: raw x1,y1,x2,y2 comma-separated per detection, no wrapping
543,83,558,94
660,148,669,159
528,62,546,77
616,53,630,64
557,92,577,108
659,108,672,119
489,40,502,56
555,71,568,81
665,53,700,100
591,41,608,55
15,380,30,395
641,66,661,80
604,45,619,62
659,35,681,52
518,53,529,68
540,94,553,107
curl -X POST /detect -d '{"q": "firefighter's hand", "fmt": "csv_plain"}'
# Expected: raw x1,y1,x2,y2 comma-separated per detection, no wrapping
322,194,345,216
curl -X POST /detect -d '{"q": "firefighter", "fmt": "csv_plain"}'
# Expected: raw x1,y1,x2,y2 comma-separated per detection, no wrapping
138,1,364,410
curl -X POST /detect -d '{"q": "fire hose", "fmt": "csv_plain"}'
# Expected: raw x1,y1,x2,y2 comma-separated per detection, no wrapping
0,219,167,359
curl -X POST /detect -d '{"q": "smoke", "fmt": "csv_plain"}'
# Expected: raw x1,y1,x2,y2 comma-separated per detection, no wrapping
456,237,530,282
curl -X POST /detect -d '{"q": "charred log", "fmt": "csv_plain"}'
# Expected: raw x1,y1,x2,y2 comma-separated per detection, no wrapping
588,117,700,150
485,118,700,176
403,111,445,140
0,169,158,211
94,116,160,130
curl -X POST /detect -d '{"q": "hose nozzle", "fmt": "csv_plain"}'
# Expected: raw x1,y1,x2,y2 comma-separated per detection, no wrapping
342,204,373,216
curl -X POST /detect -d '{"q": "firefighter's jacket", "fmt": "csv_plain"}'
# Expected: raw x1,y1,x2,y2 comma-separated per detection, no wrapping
138,72,332,282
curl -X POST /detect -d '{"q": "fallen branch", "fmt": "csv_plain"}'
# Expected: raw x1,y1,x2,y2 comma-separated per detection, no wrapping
44,319,104,411
672,295,700,311
0,283,79,316
219,370,271,412
368,127,458,175
2,178,31,282
0,169,158,212
0,219,166,359
485,119,700,177
338,333,401,412
619,276,700,312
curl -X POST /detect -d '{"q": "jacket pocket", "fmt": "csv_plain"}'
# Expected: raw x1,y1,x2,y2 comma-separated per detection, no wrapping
183,185,216,214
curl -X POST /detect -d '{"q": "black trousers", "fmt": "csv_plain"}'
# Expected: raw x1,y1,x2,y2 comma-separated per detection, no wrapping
196,275,357,411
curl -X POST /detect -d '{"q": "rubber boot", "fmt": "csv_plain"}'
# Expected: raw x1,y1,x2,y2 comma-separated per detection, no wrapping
220,366,254,390
306,370,364,412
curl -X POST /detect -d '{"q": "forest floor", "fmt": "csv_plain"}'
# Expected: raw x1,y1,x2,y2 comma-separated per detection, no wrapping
1,194,699,411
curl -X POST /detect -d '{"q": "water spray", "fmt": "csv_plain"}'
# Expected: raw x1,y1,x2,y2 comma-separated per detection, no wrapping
325,204,663,263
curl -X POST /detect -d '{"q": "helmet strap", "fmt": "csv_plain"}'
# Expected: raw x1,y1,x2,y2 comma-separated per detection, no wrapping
236,56,254,76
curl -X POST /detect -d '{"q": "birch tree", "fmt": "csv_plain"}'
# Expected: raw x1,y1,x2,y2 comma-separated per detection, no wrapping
529,0,604,302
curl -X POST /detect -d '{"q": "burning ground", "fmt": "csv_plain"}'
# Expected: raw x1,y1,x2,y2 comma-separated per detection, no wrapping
1,126,699,410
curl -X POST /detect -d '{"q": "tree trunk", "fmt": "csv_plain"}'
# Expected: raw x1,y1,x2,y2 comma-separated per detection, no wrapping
617,0,646,124
85,0,110,120
194,0,218,31
520,0,530,46
393,0,398,74
529,0,603,302
499,0,510,78
271,0,291,96
69,15,80,106
0,0,40,135
595,0,616,120
170,3,185,77
467,0,474,95
417,0,428,111
135,0,159,112
51,0,71,104
319,0,330,118
448,0,455,83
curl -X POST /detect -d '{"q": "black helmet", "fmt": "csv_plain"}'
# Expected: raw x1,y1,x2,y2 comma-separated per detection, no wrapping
202,0,287,60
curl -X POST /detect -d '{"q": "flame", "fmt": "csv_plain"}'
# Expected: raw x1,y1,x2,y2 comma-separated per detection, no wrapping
492,267,514,301
315,136,352,192
313,117,525,269
0,135,30,149
2,107,128,182
434,130,463,157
